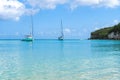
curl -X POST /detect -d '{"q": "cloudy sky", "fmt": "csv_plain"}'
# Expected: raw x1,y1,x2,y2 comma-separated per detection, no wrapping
0,0,120,39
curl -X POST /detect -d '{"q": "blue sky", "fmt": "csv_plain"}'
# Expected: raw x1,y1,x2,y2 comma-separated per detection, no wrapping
0,0,120,39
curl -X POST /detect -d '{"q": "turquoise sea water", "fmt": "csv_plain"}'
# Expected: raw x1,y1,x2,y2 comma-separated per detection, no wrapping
0,40,120,80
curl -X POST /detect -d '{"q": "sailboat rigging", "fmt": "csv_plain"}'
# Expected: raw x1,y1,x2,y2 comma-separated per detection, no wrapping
22,15,33,41
58,20,64,40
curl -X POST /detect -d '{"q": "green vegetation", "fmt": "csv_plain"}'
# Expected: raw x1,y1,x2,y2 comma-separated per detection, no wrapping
109,23,120,34
90,23,120,39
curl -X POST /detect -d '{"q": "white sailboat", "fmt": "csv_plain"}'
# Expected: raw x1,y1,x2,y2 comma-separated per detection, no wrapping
58,20,64,40
22,15,33,41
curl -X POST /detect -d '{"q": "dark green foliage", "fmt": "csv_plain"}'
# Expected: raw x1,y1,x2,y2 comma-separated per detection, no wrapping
109,23,120,34
90,23,120,39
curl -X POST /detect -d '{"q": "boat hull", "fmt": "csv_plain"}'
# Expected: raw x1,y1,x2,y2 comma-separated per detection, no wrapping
58,36,64,40
21,38,33,42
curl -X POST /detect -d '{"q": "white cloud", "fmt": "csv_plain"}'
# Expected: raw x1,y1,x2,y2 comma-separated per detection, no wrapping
98,0,119,8
94,27,99,30
26,0,120,10
70,0,120,9
0,0,26,20
0,0,120,20
64,28,71,33
25,8,39,15
27,0,67,9
113,19,119,24
70,0,99,9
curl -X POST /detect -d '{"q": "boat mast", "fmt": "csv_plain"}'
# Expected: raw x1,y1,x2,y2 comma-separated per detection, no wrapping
61,19,64,37
31,14,34,37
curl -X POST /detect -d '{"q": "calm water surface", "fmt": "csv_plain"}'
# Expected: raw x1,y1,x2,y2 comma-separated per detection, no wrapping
0,40,120,80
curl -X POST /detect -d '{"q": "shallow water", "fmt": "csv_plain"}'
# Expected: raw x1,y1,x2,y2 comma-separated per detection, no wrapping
0,40,120,80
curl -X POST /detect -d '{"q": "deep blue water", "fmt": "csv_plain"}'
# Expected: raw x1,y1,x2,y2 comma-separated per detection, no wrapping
0,40,120,80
